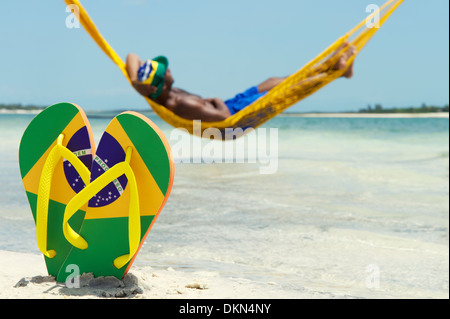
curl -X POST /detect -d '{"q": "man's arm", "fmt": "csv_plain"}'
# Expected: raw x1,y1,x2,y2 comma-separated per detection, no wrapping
126,53,157,97
126,53,142,82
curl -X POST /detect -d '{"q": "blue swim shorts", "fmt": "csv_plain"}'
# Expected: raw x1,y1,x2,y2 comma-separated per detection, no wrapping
224,86,268,115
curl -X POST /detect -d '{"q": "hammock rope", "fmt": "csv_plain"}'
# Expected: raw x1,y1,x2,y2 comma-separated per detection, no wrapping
64,0,403,138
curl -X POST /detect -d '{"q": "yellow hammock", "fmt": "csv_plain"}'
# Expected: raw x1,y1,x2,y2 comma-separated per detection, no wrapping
65,0,403,138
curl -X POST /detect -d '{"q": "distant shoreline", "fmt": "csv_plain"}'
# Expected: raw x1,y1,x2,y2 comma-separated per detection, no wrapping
1,108,448,119
280,112,450,118
0,109,42,115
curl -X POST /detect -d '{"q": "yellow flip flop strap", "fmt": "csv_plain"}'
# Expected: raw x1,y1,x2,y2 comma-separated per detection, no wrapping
36,134,91,258
63,147,141,269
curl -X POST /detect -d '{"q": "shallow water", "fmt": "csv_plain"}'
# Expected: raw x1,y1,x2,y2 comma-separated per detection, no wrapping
1,112,448,298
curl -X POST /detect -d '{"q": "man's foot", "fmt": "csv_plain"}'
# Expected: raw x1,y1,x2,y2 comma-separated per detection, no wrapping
333,42,357,79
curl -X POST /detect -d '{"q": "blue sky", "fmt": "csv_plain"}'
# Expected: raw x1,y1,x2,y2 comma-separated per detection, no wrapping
0,0,448,112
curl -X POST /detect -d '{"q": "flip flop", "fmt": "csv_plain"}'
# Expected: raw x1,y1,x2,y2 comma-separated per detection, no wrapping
19,102,95,277
56,111,174,282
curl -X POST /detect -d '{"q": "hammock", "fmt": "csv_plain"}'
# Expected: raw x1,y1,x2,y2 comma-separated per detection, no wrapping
64,0,403,138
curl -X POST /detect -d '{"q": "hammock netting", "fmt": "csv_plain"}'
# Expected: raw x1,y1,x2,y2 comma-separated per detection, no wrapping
64,0,403,139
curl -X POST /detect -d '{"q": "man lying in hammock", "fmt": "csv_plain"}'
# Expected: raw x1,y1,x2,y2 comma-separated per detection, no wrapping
126,43,356,122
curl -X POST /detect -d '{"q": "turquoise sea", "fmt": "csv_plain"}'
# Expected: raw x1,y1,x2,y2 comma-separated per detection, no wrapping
0,111,448,298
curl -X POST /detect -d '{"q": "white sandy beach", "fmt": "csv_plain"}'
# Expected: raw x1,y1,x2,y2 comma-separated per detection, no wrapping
2,225,449,299
0,250,308,299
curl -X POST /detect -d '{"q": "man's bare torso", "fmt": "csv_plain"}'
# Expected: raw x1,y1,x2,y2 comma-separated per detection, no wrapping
160,88,231,121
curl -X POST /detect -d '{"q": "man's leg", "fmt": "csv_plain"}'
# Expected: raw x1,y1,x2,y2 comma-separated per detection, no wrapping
339,46,356,78
256,77,287,93
257,43,356,93
332,41,357,78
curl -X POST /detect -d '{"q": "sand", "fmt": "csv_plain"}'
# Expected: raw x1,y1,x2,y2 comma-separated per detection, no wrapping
0,250,308,299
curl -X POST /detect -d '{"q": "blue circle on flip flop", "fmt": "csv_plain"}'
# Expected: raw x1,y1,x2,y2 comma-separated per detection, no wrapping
63,127,93,194
88,132,128,208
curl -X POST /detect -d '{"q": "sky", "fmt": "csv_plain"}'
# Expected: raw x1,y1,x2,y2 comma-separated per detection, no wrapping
0,0,448,112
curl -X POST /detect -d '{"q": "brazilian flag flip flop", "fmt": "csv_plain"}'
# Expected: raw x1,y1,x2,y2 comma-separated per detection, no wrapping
19,102,95,277
56,111,174,282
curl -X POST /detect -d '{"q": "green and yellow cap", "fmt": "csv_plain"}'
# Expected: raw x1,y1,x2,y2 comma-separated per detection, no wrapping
137,56,169,99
